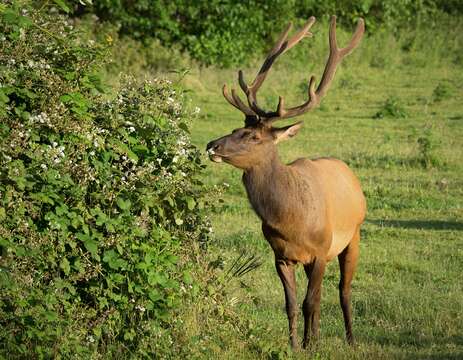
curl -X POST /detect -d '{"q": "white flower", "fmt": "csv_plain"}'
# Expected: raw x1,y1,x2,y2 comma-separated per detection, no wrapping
40,164,47,170
86,335,95,343
135,304,146,313
194,106,200,114
30,112,49,124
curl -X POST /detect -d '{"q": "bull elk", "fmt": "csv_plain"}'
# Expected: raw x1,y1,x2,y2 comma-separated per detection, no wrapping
206,16,366,349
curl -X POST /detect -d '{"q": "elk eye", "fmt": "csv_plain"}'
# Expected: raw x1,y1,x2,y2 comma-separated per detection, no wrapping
240,132,250,139
251,134,261,141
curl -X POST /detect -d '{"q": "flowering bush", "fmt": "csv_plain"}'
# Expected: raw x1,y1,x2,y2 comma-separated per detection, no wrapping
0,2,210,357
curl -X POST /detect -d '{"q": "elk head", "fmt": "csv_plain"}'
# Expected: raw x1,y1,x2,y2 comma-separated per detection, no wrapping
206,16,365,170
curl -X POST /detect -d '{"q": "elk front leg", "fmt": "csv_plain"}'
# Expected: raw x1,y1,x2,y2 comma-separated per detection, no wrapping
275,259,298,350
302,257,326,348
338,227,360,345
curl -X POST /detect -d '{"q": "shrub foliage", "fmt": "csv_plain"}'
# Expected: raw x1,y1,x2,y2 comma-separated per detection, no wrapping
91,0,295,67
0,3,209,357
84,0,463,67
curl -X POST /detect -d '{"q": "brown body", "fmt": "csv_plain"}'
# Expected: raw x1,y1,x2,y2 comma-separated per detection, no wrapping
244,155,365,264
206,16,366,348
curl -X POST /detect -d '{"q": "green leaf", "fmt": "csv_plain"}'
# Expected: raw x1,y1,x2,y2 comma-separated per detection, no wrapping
116,244,123,255
2,10,19,25
123,329,136,341
53,0,71,13
60,258,70,275
148,289,162,302
85,240,99,260
44,311,58,322
59,94,72,103
0,89,9,104
186,196,196,210
165,196,174,207
103,249,127,270
178,122,190,133
116,197,131,211
78,234,99,260
183,270,193,285
111,139,139,162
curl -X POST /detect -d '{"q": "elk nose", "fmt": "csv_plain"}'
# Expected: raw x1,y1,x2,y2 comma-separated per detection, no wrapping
206,141,220,154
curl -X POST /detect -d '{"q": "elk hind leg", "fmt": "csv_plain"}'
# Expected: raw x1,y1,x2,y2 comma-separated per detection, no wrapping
338,226,360,345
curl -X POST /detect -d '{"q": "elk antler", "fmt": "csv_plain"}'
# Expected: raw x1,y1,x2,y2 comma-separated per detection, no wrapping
223,16,365,126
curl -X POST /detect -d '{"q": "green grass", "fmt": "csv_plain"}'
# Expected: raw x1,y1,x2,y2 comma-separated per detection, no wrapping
175,21,463,359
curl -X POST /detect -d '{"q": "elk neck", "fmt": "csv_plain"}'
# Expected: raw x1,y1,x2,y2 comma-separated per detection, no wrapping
242,147,298,226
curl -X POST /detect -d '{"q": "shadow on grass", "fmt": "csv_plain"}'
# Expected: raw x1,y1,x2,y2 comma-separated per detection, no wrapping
367,219,463,231
360,332,463,359
410,353,463,360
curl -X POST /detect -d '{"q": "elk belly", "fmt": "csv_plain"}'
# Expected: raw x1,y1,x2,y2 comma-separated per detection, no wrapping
326,228,356,261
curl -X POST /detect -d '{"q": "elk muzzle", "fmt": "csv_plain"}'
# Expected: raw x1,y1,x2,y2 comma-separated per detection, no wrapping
206,138,225,163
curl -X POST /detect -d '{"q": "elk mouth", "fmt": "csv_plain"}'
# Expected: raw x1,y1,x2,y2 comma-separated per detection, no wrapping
209,154,224,163
207,147,226,163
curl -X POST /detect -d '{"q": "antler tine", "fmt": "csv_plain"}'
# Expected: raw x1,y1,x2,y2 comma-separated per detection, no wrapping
244,22,293,93
266,16,365,123
316,16,365,97
240,17,317,119
222,84,256,117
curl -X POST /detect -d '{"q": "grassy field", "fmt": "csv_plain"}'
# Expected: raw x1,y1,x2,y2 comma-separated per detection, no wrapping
174,21,463,359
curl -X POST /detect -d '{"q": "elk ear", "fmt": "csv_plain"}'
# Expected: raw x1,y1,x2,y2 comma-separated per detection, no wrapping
272,121,303,144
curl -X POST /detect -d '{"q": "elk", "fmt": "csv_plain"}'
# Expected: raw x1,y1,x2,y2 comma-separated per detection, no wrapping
206,16,366,349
